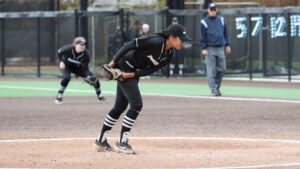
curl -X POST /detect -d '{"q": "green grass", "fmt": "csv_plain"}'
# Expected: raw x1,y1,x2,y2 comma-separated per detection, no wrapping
1,80,300,99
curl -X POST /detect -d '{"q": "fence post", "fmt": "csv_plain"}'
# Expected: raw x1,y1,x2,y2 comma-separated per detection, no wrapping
49,17,55,64
49,0,56,64
262,14,268,77
74,9,79,37
164,8,170,30
119,8,125,44
37,17,41,77
1,19,5,76
126,10,130,33
80,0,88,41
287,12,292,82
164,8,170,78
248,14,253,80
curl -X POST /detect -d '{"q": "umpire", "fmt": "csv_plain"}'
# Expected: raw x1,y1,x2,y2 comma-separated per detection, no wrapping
55,37,106,104
94,24,191,154
200,3,231,96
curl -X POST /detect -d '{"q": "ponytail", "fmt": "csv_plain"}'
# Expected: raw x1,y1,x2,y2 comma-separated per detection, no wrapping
155,29,170,39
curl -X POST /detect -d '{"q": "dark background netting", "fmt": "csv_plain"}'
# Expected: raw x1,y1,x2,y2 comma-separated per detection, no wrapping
1,6,300,80
0,0,51,12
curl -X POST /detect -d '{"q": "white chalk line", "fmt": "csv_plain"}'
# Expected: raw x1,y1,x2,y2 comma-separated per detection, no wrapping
0,85,114,94
1,137,300,169
1,136,300,144
224,77,300,83
1,85,300,104
149,93,300,104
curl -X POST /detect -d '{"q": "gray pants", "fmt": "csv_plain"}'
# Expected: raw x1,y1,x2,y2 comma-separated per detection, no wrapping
205,47,226,92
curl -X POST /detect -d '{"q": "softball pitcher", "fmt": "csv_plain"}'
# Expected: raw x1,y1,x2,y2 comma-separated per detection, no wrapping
94,24,191,154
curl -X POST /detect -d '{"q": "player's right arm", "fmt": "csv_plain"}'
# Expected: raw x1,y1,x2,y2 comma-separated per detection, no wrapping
57,46,67,69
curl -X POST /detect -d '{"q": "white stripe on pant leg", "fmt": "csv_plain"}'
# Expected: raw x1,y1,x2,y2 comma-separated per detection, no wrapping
124,116,135,123
107,115,118,122
123,116,136,128
104,122,114,128
104,119,114,126
104,115,118,126
123,119,135,126
59,85,66,92
105,117,117,125
122,122,132,128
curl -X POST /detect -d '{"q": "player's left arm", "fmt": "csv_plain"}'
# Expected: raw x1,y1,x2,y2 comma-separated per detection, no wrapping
223,20,231,55
57,48,66,69
80,50,90,68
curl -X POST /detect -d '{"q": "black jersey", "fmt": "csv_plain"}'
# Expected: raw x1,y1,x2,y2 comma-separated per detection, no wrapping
112,34,174,77
57,44,90,67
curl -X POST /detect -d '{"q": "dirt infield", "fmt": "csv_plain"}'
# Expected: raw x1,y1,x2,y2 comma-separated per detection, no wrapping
1,78,300,168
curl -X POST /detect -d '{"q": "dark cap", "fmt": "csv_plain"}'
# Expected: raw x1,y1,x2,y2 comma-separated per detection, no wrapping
74,37,87,45
172,17,178,22
208,3,217,9
166,24,191,42
75,39,87,45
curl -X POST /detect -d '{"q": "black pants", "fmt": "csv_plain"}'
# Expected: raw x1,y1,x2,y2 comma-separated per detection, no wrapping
58,65,101,97
97,62,143,143
60,65,98,88
109,78,143,119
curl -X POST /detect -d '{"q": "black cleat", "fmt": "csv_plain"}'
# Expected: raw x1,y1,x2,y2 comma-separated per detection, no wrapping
54,97,63,104
212,90,222,97
98,96,108,103
115,141,135,154
94,139,114,152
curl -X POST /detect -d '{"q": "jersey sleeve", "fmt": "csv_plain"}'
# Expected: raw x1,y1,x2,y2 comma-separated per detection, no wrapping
76,50,89,69
135,35,162,49
112,35,162,63
112,41,137,62
83,50,90,64
57,47,66,62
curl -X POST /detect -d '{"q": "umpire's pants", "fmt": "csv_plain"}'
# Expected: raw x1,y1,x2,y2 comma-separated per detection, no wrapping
205,46,226,92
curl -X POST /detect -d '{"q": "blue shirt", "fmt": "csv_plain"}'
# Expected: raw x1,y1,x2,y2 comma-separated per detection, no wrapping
200,15,230,49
